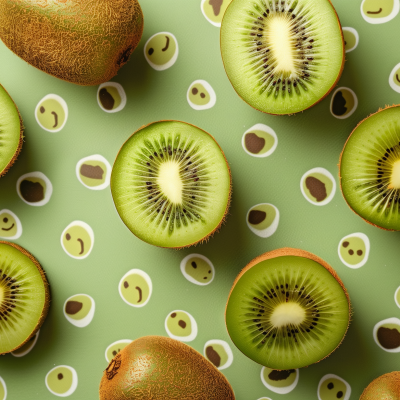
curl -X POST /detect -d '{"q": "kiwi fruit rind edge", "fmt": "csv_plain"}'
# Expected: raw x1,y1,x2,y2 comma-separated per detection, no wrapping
0,84,23,178
339,105,400,231
0,241,50,355
111,120,232,249
220,0,345,115
359,371,400,400
225,247,351,370
99,335,235,400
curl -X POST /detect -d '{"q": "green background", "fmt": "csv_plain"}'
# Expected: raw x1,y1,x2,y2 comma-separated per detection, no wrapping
0,0,400,398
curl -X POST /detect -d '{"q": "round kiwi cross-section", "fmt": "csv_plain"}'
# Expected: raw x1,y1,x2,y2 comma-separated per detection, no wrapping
0,241,50,354
340,105,400,230
225,248,350,370
220,0,344,115
111,121,231,248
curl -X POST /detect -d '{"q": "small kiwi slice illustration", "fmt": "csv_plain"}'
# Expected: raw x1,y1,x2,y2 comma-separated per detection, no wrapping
0,241,50,354
111,121,231,248
339,105,400,230
0,84,23,178
225,248,350,370
99,336,235,399
220,0,344,115
360,371,400,400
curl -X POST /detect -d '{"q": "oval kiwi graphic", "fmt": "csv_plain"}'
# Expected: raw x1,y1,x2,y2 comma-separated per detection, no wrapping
63,294,95,328
203,339,233,370
97,82,126,113
45,365,78,397
201,0,232,27
35,94,68,132
16,172,53,206
330,87,358,119
318,374,351,400
342,27,359,53
261,367,299,394
187,80,216,110
242,124,278,158
395,286,400,309
0,209,22,240
144,32,178,71
361,0,400,24
118,269,152,307
389,62,400,93
105,339,132,363
373,317,400,352
300,167,336,206
0,376,6,400
180,254,215,285
165,310,198,342
246,203,279,238
338,233,370,269
76,155,111,190
61,221,94,260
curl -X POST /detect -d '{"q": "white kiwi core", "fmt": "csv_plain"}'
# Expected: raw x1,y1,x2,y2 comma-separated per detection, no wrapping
270,302,306,328
157,161,183,204
388,160,400,189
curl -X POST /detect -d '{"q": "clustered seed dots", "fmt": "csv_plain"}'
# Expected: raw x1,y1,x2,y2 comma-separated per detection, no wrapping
0,266,22,327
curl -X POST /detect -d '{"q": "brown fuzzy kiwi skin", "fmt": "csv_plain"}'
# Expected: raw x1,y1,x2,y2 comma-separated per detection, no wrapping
110,120,232,250
0,0,144,86
225,247,352,369
0,241,50,355
338,104,400,232
0,84,24,178
360,371,400,400
220,0,345,116
99,335,235,400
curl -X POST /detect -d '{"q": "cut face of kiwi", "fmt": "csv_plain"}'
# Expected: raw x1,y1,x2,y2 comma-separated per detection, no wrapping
0,241,50,354
360,371,400,400
111,121,231,248
0,84,23,177
225,248,350,369
220,0,344,115
340,105,400,230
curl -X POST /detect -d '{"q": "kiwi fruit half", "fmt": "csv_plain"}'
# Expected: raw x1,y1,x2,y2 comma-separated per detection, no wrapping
225,248,350,369
0,0,144,85
220,0,344,115
360,371,400,400
340,105,400,231
0,241,50,354
111,121,231,248
99,335,235,400
0,84,23,178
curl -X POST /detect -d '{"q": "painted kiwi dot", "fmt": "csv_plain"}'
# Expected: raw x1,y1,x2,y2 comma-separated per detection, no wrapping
180,254,215,285
63,294,95,328
389,62,400,93
0,377,6,400
118,269,152,307
373,317,400,352
201,0,232,26
11,330,39,357
76,155,111,190
342,28,359,53
105,339,132,363
338,233,370,269
35,94,68,132
330,87,358,119
361,0,399,23
16,172,53,206
300,167,336,206
61,221,94,260
246,203,279,238
0,209,22,240
261,367,299,394
165,310,198,342
45,366,78,397
187,80,216,110
144,32,178,71
242,124,278,158
395,286,400,309
203,339,233,370
97,82,127,113
318,374,351,400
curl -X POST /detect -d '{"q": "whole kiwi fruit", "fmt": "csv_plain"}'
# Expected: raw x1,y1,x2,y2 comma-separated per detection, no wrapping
360,372,400,400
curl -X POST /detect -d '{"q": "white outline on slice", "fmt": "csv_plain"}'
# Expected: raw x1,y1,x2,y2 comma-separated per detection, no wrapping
63,294,95,328
11,330,40,357
180,254,215,286
330,87,358,119
317,374,351,400
0,209,22,240
76,154,111,190
187,80,216,110
165,310,198,342
361,0,400,24
342,27,359,53
61,221,94,260
0,376,6,400
261,367,299,394
373,317,400,352
395,286,400,309
45,365,78,397
300,167,336,206
105,340,132,363
35,94,68,132
118,269,152,308
144,32,178,71
97,82,127,113
242,124,278,158
338,232,370,269
246,203,279,238
16,172,53,206
389,62,400,93
203,339,233,370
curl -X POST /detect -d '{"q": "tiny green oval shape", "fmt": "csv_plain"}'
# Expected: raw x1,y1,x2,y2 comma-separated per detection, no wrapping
343,29,357,52
393,67,400,87
362,0,394,18
167,311,192,337
79,160,107,187
331,89,356,118
145,33,177,66
98,86,121,111
65,295,91,321
244,130,275,155
205,343,228,367
105,340,132,363
62,225,92,258
120,273,151,306
189,83,210,106
185,257,213,284
339,237,366,266
36,96,67,132
248,204,276,230
0,212,18,238
202,0,232,25
46,367,73,395
302,172,333,203
318,377,347,400
0,377,6,400
262,367,297,388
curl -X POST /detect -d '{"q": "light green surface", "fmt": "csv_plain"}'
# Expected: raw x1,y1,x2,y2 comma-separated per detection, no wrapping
0,0,400,398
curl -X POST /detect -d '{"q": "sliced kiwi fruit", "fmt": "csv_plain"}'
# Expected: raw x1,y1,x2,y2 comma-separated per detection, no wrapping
99,335,235,400
360,371,400,400
111,121,231,248
340,105,400,231
220,0,344,115
0,84,23,177
0,241,50,354
0,0,143,85
225,248,350,369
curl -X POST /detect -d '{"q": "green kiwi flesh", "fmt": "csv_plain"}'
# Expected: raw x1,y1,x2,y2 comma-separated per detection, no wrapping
360,371,400,400
220,0,344,115
340,105,400,231
0,84,23,177
0,241,50,354
111,121,231,248
225,248,350,369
